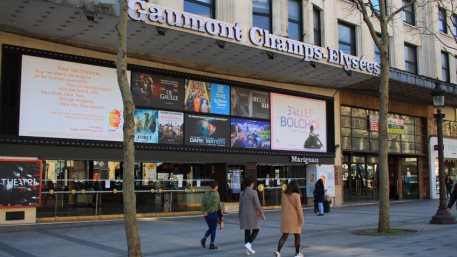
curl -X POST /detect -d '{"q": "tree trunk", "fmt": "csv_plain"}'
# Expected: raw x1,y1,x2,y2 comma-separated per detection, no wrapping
378,43,390,232
116,0,142,256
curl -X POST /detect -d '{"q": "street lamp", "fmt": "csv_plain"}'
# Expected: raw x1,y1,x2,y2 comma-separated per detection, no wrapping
430,80,456,224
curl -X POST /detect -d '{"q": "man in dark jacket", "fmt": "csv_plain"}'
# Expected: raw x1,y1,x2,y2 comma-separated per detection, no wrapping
447,183,457,213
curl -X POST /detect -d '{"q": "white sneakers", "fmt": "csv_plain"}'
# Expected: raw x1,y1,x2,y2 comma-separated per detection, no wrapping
246,249,252,255
245,242,255,255
273,250,302,257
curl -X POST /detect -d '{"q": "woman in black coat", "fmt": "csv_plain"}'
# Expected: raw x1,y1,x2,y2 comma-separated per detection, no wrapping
447,183,457,212
314,179,325,216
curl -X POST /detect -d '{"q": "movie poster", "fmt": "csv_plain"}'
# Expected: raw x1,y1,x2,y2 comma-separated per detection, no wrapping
142,163,157,186
184,80,230,115
230,118,271,149
270,93,327,152
210,83,230,115
0,160,42,208
185,114,229,147
131,72,184,110
231,87,270,119
158,111,184,145
134,109,158,143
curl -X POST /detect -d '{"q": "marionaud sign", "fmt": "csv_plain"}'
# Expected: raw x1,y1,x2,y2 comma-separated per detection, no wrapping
290,155,320,164
127,0,381,75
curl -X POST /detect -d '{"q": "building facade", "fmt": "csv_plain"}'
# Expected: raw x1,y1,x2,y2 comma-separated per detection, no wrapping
0,0,456,222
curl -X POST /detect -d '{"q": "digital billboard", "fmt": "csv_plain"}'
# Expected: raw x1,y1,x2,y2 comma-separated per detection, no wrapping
0,160,42,208
184,80,230,115
185,114,229,147
158,111,184,145
230,118,270,149
19,55,127,142
131,72,184,110
231,87,270,119
270,93,327,152
134,109,158,143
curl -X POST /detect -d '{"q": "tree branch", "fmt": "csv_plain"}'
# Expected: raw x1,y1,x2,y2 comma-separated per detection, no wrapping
354,0,383,50
387,0,417,23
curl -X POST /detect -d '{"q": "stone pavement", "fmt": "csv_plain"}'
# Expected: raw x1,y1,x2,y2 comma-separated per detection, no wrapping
0,200,456,257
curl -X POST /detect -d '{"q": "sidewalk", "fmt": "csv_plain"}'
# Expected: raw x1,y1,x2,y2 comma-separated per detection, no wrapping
0,200,456,257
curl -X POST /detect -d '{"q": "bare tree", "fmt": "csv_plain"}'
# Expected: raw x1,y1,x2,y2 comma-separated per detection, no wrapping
351,0,417,232
116,0,142,255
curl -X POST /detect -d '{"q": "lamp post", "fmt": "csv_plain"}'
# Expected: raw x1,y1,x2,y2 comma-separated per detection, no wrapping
430,80,456,224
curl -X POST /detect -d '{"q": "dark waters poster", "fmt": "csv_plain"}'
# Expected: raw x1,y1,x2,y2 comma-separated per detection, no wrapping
185,114,229,147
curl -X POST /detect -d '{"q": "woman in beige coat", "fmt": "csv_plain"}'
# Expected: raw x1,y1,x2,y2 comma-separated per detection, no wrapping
274,180,304,257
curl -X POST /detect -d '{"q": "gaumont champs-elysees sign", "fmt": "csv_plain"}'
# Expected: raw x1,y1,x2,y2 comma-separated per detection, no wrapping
127,0,381,76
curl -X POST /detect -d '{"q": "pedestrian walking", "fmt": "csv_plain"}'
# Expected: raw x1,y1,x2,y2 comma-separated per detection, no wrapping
314,178,325,216
447,183,457,213
273,180,304,257
200,181,221,250
239,177,266,255
445,175,454,199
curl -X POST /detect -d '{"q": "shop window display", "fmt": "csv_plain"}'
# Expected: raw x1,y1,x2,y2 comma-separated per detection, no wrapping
39,160,219,217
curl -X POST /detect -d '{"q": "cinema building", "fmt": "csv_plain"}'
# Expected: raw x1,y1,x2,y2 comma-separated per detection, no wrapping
0,0,456,223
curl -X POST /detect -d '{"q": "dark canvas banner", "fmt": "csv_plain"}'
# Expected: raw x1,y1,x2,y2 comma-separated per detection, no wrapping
131,72,184,110
230,87,270,119
0,160,42,208
185,114,229,147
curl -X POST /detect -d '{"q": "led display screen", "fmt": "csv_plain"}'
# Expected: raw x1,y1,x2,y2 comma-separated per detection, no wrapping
230,118,270,149
270,93,327,152
185,114,229,147
19,55,128,141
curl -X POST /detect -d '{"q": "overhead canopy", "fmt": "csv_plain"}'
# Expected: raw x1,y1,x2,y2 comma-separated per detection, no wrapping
1,0,456,106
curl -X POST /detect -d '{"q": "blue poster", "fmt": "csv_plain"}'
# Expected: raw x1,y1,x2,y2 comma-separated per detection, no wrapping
210,83,230,115
134,109,158,143
231,118,270,149
231,170,241,194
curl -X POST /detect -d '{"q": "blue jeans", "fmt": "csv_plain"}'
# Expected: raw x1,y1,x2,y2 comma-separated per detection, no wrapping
204,211,218,243
318,202,324,214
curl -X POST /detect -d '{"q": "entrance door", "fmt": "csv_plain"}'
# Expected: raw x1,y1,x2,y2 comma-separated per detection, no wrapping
212,163,228,202
388,157,399,200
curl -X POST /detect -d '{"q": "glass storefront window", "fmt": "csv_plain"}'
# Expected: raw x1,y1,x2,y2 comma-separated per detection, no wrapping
342,136,351,149
341,106,425,154
341,116,351,128
343,155,379,202
39,160,220,218
402,158,418,199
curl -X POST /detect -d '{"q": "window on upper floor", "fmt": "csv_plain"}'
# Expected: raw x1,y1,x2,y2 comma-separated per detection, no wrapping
184,0,215,18
288,0,303,41
313,6,322,46
372,0,380,13
253,0,272,32
374,34,382,64
338,22,356,55
404,43,417,74
402,0,415,25
439,7,447,33
452,14,457,36
441,51,450,82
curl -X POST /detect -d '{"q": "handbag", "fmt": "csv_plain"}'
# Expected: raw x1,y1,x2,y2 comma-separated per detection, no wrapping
218,203,224,230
